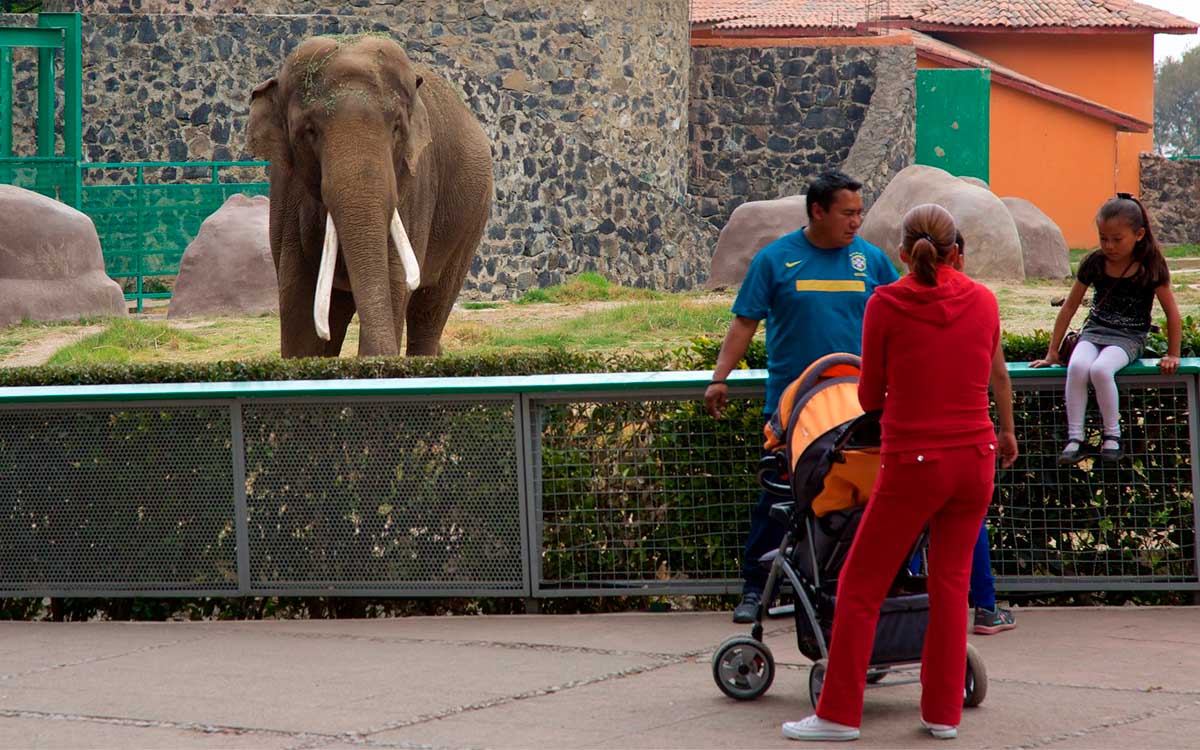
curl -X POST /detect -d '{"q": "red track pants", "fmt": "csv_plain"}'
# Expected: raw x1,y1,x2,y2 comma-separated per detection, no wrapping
815,442,995,728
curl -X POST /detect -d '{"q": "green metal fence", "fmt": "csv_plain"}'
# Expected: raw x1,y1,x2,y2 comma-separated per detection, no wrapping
0,365,1196,598
79,161,269,311
1,13,264,311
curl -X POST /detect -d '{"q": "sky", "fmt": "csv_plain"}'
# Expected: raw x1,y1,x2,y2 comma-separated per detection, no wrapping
1141,0,1200,61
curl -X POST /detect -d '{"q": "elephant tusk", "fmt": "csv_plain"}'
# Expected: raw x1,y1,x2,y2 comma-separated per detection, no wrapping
390,209,421,292
313,213,338,341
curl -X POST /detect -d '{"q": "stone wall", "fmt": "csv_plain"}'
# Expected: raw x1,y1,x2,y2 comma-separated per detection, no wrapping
1140,154,1200,245
3,1,715,297
689,42,916,227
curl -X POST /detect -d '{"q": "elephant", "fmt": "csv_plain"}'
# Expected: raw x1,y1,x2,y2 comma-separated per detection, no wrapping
247,35,493,357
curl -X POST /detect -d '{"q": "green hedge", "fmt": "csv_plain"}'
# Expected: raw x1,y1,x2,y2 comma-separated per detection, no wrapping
2,317,1197,388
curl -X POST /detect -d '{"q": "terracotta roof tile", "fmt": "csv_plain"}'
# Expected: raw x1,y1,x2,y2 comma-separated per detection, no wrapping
692,0,1198,32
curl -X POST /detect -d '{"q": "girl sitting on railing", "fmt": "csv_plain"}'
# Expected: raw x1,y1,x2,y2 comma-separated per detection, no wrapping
1031,193,1181,464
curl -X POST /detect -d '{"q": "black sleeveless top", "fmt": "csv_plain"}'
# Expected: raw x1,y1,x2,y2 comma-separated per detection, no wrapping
1077,253,1155,334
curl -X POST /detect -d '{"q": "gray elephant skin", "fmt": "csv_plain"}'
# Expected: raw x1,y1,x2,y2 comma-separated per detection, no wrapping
248,35,493,357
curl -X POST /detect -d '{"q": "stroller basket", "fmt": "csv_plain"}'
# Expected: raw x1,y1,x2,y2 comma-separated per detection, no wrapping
797,592,930,665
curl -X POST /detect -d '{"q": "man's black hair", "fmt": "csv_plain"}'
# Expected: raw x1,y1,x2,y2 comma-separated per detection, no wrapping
806,171,863,219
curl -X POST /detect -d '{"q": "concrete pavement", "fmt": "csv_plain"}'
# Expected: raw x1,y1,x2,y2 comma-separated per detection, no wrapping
0,607,1197,749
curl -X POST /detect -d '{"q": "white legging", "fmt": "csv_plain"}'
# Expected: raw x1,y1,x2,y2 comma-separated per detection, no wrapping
1065,340,1130,441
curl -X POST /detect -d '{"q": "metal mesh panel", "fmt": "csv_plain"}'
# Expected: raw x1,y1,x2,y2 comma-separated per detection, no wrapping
993,378,1196,587
81,181,269,277
0,158,77,205
240,398,524,593
0,404,238,593
533,392,765,594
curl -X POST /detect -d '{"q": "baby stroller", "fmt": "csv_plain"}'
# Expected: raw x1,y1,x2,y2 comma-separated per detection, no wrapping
711,353,987,709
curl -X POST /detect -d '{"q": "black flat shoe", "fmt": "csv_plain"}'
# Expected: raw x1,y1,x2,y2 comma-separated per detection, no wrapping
1100,434,1123,462
1058,438,1087,466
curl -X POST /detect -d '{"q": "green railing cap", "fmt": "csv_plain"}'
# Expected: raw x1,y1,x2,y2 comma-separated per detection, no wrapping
1007,357,1200,378
3,360,1199,404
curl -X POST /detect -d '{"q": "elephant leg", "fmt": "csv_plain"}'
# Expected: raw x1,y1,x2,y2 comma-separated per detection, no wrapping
406,251,470,357
322,289,356,357
277,236,326,359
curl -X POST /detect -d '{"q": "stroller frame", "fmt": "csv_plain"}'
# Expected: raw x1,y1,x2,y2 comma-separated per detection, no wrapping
711,355,987,709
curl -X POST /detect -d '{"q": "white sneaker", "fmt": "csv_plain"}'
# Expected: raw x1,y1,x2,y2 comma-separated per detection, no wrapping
782,715,860,742
921,718,958,739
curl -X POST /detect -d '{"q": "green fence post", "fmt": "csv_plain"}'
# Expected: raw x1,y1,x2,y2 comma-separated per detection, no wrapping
35,49,54,158
39,13,82,206
136,165,145,313
0,47,11,158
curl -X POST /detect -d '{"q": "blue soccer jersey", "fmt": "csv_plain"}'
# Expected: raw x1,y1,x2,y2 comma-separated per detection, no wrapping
731,230,899,415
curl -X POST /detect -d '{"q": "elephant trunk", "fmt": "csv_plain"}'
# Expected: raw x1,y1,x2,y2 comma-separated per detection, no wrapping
319,153,401,356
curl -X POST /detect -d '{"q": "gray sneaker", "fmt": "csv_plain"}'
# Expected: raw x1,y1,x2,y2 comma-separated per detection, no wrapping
732,591,762,623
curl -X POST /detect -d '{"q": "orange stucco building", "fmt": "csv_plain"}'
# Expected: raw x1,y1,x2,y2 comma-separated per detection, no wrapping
692,1,1197,248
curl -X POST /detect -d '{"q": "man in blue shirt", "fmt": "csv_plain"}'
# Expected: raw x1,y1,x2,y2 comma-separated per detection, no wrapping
705,171,899,623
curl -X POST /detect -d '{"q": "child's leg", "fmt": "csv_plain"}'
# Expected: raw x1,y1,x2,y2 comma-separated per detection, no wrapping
1065,340,1101,441
1088,345,1132,447
969,522,996,611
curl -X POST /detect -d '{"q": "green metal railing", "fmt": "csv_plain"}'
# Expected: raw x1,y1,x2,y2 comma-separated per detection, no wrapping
79,160,269,311
0,364,1197,598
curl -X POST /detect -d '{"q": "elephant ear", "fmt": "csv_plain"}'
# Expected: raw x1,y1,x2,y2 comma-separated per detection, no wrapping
247,78,286,163
403,80,433,177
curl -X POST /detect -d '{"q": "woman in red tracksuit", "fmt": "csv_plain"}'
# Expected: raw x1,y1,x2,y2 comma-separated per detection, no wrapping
783,203,1019,742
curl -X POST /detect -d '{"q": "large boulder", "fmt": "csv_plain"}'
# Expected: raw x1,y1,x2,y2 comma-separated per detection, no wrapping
1001,197,1071,279
860,165,1025,280
959,176,991,192
707,195,806,289
0,185,126,328
169,194,276,318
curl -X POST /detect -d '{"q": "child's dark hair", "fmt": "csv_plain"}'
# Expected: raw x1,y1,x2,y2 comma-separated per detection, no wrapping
1089,193,1169,288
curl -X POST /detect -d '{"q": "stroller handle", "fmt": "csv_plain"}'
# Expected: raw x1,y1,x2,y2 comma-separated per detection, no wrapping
832,410,883,454
757,454,792,497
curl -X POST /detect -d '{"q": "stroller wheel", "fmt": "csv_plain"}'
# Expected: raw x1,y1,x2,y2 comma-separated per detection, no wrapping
964,643,988,707
808,658,828,709
712,636,775,700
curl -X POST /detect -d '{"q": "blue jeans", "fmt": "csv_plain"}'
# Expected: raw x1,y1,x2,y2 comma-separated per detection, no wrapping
741,487,787,595
909,522,996,610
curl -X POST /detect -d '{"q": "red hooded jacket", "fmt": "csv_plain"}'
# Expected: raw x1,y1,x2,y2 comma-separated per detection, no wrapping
858,264,1000,453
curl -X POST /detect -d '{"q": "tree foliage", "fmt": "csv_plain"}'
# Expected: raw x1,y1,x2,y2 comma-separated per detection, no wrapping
1154,47,1200,156
0,1,43,13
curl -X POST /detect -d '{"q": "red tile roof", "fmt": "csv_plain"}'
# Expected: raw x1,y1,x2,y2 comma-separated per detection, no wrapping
909,30,1151,132
692,0,1198,33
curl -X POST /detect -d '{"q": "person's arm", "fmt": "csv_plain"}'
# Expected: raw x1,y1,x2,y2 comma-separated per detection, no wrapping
990,342,1018,468
1030,280,1088,367
857,298,886,412
1156,283,1183,374
705,316,760,418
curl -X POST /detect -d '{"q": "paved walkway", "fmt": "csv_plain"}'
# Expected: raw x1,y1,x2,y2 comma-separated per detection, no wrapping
0,607,1197,749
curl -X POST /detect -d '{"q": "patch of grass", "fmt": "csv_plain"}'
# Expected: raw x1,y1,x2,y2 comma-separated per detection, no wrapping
515,272,664,305
0,317,112,358
485,300,733,353
1070,244,1200,265
47,319,205,366
461,301,503,310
